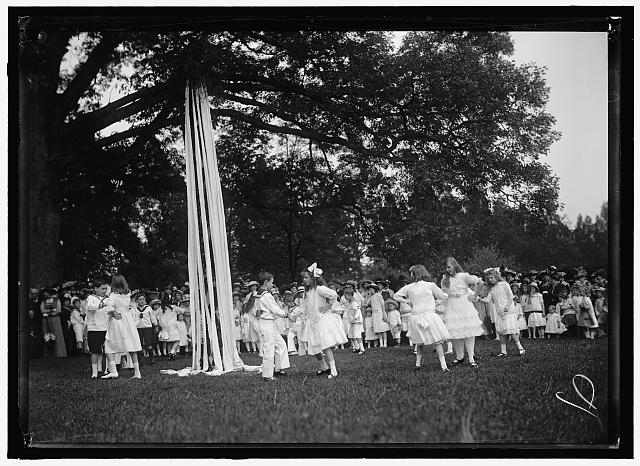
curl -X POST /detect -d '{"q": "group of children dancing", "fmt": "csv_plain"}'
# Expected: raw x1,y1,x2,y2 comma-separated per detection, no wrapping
249,258,608,381
32,257,607,382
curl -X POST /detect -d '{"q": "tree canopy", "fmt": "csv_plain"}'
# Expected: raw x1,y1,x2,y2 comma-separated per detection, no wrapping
18,19,597,288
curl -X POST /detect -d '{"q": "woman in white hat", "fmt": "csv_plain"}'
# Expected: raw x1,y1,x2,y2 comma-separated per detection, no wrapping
291,263,347,378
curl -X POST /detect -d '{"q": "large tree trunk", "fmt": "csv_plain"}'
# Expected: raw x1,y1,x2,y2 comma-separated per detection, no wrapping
19,38,63,288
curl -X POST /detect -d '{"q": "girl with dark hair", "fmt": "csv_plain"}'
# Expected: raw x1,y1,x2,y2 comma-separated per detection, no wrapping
394,265,452,372
442,257,484,368
290,263,347,379
157,292,181,360
102,274,143,379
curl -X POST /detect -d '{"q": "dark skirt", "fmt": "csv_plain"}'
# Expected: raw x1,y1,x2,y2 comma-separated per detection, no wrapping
137,327,156,347
561,313,577,327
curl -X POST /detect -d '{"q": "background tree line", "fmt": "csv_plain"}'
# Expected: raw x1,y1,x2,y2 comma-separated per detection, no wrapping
17,17,608,289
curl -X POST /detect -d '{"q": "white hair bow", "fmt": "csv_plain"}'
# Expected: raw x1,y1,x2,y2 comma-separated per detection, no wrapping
307,262,323,277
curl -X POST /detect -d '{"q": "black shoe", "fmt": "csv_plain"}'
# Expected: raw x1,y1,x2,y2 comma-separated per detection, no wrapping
315,368,330,376
169,353,175,361
451,358,464,366
274,370,287,377
263,377,274,382
496,352,508,358
442,368,451,373
469,362,478,368
414,366,421,371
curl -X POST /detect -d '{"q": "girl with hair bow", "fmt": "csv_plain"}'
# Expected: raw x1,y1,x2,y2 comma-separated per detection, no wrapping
289,263,348,379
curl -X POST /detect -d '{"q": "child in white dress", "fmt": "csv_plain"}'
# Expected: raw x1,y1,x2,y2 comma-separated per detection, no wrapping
290,263,347,378
511,284,528,336
442,257,484,366
593,287,607,337
363,307,376,348
483,268,525,357
394,265,452,372
544,305,566,338
69,297,85,354
157,294,181,360
102,274,142,379
528,283,546,338
342,288,364,354
385,299,402,347
368,284,389,348
294,286,310,356
176,313,189,354
232,292,243,353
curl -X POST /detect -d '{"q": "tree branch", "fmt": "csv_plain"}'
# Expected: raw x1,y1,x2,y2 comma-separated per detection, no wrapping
57,32,122,119
96,112,181,148
67,80,174,133
212,107,390,159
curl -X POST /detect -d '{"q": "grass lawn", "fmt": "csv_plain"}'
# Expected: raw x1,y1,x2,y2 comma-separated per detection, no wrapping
28,338,609,445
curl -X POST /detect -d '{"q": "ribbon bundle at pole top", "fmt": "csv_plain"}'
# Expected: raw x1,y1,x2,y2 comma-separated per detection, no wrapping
183,79,245,373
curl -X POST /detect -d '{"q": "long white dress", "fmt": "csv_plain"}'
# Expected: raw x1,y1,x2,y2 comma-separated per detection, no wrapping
443,273,484,339
302,285,347,355
104,293,142,353
394,281,452,345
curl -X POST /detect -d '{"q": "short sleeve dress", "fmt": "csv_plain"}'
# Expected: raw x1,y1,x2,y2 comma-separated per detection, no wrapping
304,285,348,354
394,281,452,345
104,293,142,353
488,283,519,336
443,273,484,339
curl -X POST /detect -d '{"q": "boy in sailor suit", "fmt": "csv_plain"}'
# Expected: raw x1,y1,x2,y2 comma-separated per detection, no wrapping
256,271,291,381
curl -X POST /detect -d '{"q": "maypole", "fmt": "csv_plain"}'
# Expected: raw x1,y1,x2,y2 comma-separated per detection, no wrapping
179,78,249,374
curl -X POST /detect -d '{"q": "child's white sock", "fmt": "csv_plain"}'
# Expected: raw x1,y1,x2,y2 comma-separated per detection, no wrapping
416,352,423,367
101,361,119,378
328,360,337,377
97,357,103,372
132,362,141,378
91,363,98,377
500,343,507,354
447,341,453,353
516,340,524,351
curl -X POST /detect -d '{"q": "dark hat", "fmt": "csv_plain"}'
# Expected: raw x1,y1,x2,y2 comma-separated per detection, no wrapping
179,294,190,304
232,291,241,297
246,281,259,288
366,283,379,291
232,282,241,287
132,290,146,300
